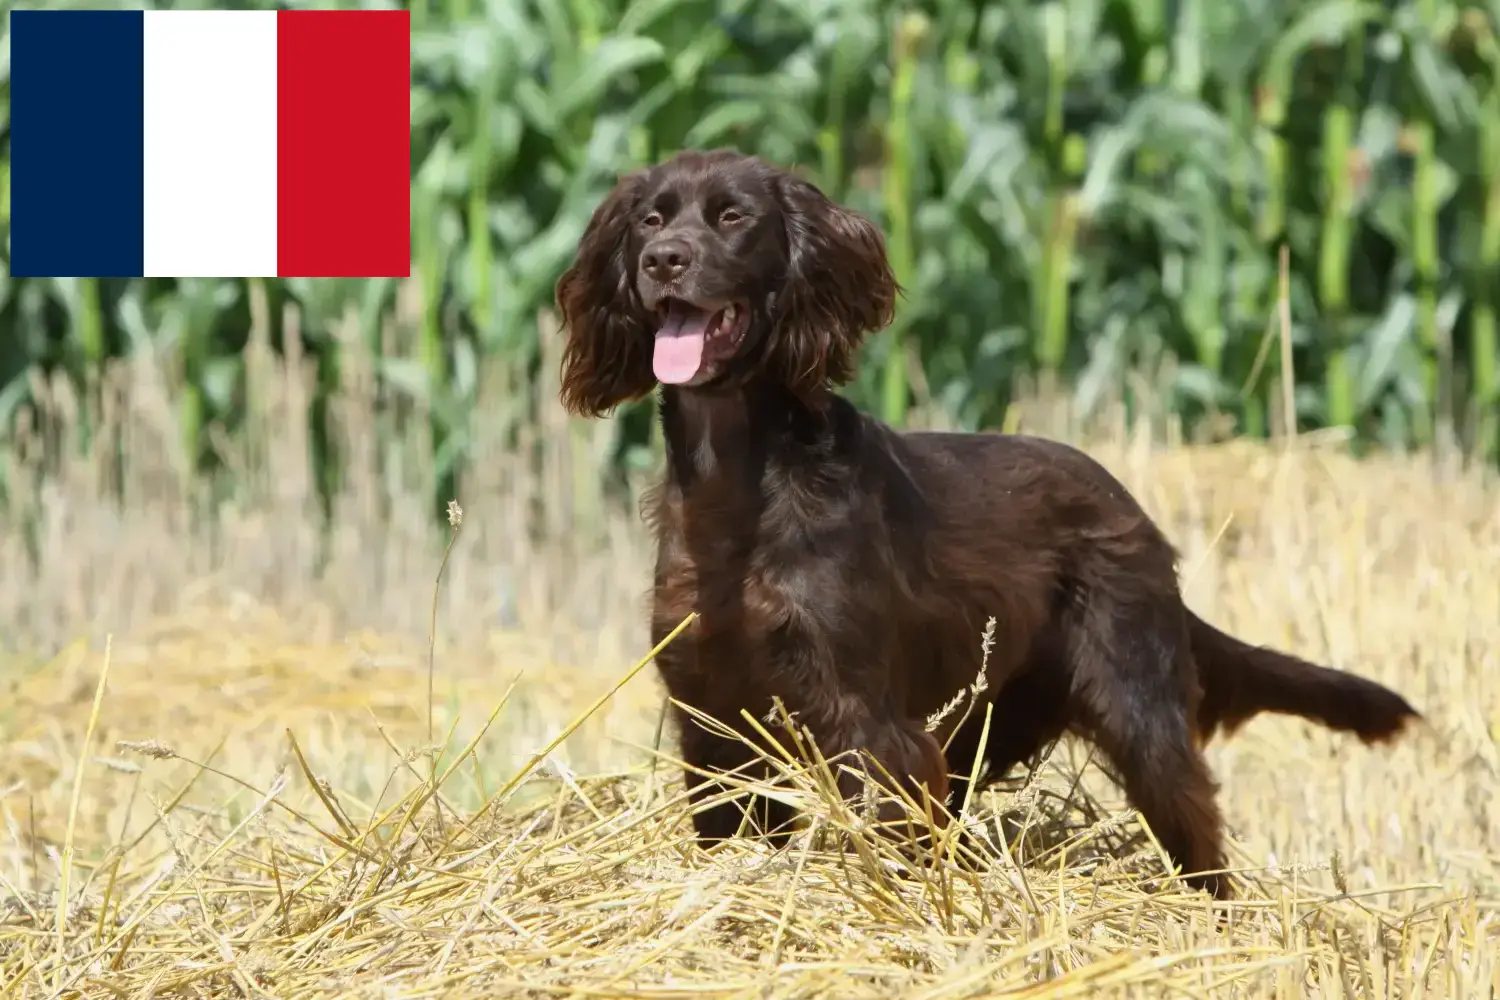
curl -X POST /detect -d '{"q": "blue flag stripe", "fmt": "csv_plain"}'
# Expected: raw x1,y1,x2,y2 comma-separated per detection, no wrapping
11,11,146,278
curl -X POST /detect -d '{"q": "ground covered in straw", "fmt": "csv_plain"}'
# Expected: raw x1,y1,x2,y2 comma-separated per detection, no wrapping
2,438,1499,998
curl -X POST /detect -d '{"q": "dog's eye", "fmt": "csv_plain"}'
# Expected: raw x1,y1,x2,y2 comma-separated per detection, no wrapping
642,212,663,228
719,207,744,225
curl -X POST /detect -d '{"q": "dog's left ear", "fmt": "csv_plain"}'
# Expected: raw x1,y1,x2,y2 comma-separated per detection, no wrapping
771,172,898,392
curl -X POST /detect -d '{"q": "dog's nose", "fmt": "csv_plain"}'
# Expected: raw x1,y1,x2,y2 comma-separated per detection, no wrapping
641,238,693,283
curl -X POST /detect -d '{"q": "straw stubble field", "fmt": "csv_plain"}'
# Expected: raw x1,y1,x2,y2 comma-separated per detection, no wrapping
0,353,1498,997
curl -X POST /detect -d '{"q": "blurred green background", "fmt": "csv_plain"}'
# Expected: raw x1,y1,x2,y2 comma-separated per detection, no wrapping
2,0,1498,508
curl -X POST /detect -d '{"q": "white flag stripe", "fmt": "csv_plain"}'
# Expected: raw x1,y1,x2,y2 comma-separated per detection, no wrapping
143,11,279,277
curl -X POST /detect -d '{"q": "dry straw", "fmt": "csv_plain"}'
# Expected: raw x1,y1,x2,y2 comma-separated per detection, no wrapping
4,498,1498,997
1,341,1498,997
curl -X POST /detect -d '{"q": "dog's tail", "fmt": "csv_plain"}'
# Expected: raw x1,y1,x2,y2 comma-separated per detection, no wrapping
1189,611,1419,744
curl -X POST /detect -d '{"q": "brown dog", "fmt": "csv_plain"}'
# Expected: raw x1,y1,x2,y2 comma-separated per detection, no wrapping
553,148,1420,898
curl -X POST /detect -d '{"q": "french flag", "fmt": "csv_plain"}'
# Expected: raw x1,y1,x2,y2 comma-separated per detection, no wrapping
10,9,411,279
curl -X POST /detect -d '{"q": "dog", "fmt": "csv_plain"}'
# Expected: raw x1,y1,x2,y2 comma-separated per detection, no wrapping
552,148,1420,898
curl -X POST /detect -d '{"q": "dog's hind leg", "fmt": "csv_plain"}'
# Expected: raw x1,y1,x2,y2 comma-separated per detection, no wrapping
1064,588,1231,898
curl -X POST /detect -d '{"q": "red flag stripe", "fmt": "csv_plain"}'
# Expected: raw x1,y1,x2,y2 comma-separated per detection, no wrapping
276,10,410,279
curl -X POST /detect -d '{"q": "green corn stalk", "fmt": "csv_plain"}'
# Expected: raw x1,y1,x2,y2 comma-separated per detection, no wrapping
178,284,211,475
1130,0,1167,180
51,278,108,455
74,279,105,376
1249,19,1305,440
1475,184,1498,460
469,73,497,338
1034,2,1077,378
1473,24,1500,461
1318,32,1362,433
1410,117,1442,449
1253,75,1288,252
1407,0,1458,451
1238,364,1270,442
817,2,865,196
1168,0,1226,382
1221,85,1268,439
878,11,923,426
1181,176,1227,380
938,0,978,167
1036,143,1082,378
568,0,603,54
414,181,445,391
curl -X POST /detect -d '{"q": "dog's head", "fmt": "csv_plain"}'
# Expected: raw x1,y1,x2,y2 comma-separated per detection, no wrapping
555,149,898,416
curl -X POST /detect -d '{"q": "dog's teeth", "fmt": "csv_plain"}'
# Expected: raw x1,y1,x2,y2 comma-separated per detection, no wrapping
724,304,737,323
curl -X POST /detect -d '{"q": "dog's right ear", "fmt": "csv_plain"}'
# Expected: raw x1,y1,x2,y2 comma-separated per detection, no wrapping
556,171,657,417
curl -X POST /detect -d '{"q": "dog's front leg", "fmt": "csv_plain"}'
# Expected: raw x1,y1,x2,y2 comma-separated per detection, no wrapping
671,699,800,847
822,712,952,837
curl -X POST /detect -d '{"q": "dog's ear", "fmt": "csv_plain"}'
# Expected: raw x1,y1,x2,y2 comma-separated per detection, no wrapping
556,171,657,417
770,171,898,392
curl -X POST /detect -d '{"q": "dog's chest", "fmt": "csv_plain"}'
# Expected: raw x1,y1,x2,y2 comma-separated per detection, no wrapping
654,537,826,633
653,497,878,646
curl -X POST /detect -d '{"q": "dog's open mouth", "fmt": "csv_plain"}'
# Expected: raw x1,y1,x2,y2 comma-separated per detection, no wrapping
653,298,748,385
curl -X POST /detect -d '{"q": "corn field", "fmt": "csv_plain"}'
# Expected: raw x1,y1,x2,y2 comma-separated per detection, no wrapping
1,0,1498,504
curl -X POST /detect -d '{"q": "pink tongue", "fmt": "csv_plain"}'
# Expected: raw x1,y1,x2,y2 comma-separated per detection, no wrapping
653,303,713,384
